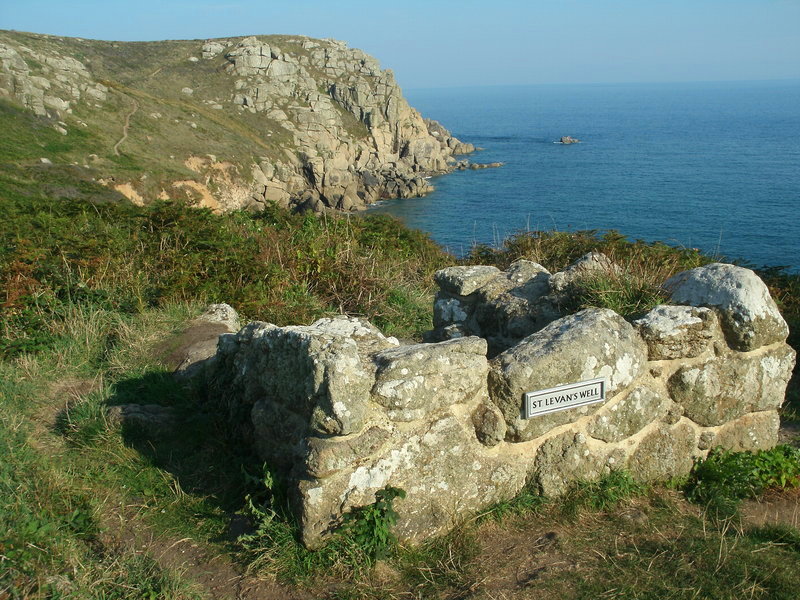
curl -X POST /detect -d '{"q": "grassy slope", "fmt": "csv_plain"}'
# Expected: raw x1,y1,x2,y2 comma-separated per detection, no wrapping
0,30,370,201
2,40,800,598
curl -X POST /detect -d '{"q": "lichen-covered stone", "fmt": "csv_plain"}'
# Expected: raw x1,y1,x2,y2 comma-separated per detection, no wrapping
471,402,507,446
711,411,780,452
304,426,393,478
633,305,722,360
210,315,396,439
371,337,488,421
549,252,620,294
206,257,792,548
433,293,469,328
627,422,697,482
533,431,608,496
489,309,648,441
469,261,558,355
664,263,790,351
169,303,242,380
297,413,528,547
587,386,671,443
667,344,795,426
434,265,501,296
431,260,559,355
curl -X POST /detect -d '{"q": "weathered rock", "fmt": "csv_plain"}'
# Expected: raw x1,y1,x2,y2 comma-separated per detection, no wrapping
549,252,620,295
665,263,789,351
106,404,176,436
202,41,227,59
533,431,611,496
304,426,393,478
197,302,241,332
489,309,648,441
204,265,792,546
667,344,795,427
587,386,671,443
633,305,722,360
296,412,528,547
712,411,780,452
0,32,474,214
433,294,470,329
627,422,697,482
468,162,503,169
371,337,488,422
434,265,502,296
472,402,507,447
559,136,580,144
432,260,560,356
167,303,241,380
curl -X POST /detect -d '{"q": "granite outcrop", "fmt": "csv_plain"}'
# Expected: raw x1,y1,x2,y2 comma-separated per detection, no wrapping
0,31,478,213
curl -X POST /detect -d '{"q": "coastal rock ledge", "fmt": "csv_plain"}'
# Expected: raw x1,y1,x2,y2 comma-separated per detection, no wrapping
198,260,794,547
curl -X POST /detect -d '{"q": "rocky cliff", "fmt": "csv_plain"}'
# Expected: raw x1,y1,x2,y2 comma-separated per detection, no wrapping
0,30,475,212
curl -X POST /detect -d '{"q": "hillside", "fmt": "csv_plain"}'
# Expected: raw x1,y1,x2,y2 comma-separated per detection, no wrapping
0,30,474,212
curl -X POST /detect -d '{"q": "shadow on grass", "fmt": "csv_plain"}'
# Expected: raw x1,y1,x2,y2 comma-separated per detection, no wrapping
107,370,265,537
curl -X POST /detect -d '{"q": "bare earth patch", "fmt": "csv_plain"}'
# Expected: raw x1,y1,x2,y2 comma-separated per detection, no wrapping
740,488,800,530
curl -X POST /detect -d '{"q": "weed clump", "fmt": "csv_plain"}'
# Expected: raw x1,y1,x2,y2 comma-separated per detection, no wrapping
238,471,406,581
684,445,800,514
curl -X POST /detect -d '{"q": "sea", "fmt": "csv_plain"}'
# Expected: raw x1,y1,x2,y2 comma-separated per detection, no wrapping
368,80,800,271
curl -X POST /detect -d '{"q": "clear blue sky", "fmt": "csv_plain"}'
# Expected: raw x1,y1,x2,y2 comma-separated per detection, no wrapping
2,0,798,89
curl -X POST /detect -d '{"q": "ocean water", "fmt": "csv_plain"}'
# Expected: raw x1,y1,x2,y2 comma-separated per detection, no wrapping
369,80,800,271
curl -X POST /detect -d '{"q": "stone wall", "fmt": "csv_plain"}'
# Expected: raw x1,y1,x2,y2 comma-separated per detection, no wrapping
207,260,794,547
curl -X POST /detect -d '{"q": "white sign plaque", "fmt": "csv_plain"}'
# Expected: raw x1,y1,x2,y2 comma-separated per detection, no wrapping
524,377,607,418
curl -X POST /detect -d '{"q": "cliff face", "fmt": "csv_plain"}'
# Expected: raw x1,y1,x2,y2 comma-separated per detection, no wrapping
0,31,474,212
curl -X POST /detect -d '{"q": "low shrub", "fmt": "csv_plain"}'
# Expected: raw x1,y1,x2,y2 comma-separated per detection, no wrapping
684,445,800,514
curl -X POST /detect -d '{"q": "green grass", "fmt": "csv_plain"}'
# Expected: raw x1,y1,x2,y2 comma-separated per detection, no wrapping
0,323,205,598
0,174,448,359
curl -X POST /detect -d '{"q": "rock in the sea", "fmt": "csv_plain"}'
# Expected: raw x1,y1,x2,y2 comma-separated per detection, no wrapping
559,136,580,144
468,162,504,170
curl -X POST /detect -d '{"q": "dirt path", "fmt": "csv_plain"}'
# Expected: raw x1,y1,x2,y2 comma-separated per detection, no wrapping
113,94,139,156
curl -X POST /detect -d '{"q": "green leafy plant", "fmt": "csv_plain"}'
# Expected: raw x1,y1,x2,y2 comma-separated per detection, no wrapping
684,445,800,513
342,486,406,563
